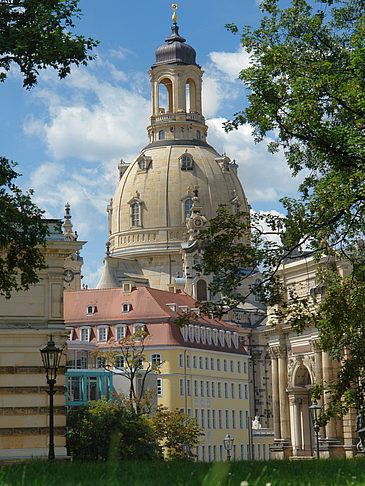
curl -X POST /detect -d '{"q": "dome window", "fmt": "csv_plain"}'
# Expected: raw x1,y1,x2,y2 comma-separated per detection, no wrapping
137,156,152,172
184,198,194,220
159,130,165,140
128,191,144,228
180,154,194,171
196,130,201,140
131,203,140,226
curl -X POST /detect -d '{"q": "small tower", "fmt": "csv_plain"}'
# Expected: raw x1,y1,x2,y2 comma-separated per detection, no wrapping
63,203,84,290
147,4,208,144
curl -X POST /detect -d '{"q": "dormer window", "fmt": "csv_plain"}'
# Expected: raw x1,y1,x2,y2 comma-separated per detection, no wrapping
131,203,140,227
87,305,97,316
179,305,189,314
219,330,225,346
128,192,143,228
80,327,90,342
116,325,127,341
181,326,188,341
98,326,108,343
137,156,152,172
180,154,194,171
194,325,200,343
233,332,239,349
166,303,177,312
207,328,212,345
188,324,194,342
122,303,132,313
213,328,218,345
201,327,206,344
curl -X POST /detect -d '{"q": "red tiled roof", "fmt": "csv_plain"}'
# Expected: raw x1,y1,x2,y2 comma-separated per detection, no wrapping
64,287,246,354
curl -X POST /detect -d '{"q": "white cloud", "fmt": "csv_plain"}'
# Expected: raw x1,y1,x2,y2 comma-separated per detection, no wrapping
206,118,301,202
209,47,250,82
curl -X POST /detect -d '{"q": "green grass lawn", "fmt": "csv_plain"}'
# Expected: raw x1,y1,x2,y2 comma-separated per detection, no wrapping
1,458,365,486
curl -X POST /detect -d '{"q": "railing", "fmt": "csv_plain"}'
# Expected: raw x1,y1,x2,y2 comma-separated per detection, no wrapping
152,113,175,122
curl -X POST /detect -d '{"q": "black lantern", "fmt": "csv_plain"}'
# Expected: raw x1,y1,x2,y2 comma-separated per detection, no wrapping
40,337,63,461
181,440,190,461
223,433,234,461
309,400,322,459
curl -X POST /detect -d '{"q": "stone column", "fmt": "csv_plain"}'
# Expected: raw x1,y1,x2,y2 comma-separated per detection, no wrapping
290,396,301,455
322,351,337,440
278,345,290,440
270,347,281,440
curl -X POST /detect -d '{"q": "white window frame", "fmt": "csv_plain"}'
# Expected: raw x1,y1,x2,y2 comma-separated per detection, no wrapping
226,331,232,348
80,327,90,342
116,325,127,341
200,327,206,344
151,353,162,366
157,377,162,397
122,303,131,313
194,325,200,343
207,328,212,344
188,325,194,342
181,325,188,341
97,326,108,343
219,330,225,346
86,305,96,316
213,329,218,345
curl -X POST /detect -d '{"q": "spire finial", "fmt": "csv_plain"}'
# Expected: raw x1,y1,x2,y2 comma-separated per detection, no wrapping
171,3,178,24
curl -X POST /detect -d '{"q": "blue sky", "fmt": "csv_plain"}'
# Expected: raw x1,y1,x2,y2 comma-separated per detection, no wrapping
1,0,300,288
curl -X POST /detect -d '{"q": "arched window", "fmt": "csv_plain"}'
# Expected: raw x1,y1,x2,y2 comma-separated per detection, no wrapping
180,155,194,171
194,326,200,343
159,130,165,140
196,279,208,301
207,328,212,345
159,78,173,113
184,198,193,219
131,203,140,226
186,78,197,112
196,130,201,140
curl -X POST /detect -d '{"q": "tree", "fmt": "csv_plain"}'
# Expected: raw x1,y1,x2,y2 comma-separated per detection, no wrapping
0,159,49,298
194,0,365,423
66,398,161,461
149,406,202,461
0,0,97,297
0,0,98,88
97,328,162,415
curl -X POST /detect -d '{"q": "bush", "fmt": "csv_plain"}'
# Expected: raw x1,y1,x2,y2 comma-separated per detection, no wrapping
66,398,161,461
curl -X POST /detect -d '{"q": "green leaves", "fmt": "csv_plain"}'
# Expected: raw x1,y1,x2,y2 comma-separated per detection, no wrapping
0,0,98,88
0,157,49,298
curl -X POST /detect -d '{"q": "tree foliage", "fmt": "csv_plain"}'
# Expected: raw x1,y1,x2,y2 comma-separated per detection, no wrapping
0,158,49,298
0,0,98,88
194,0,365,423
0,0,97,296
66,398,160,462
149,406,202,461
96,328,162,415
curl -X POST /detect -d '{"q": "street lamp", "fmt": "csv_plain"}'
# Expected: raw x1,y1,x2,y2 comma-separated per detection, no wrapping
181,440,190,461
309,400,322,459
40,337,63,461
223,433,234,461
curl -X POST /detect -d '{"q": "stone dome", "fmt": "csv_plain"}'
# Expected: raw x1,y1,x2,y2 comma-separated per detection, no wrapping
109,141,248,260
155,25,197,66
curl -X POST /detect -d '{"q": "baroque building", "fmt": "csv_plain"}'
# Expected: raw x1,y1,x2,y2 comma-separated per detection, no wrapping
97,16,255,303
0,218,84,461
267,253,357,458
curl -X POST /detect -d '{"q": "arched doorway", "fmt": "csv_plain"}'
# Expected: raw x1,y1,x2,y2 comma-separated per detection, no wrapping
289,364,313,457
196,279,207,301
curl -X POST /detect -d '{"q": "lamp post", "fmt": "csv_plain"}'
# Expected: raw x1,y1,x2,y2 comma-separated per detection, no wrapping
223,433,234,461
309,400,322,459
181,440,190,461
40,337,63,461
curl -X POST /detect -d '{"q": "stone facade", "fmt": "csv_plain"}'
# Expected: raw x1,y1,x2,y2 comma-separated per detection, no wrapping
267,253,357,459
0,219,84,460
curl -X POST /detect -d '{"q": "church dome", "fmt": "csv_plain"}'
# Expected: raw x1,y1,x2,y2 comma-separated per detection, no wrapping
155,25,197,66
101,19,249,292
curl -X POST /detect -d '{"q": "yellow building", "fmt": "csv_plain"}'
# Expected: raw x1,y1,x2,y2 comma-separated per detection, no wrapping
64,286,252,461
